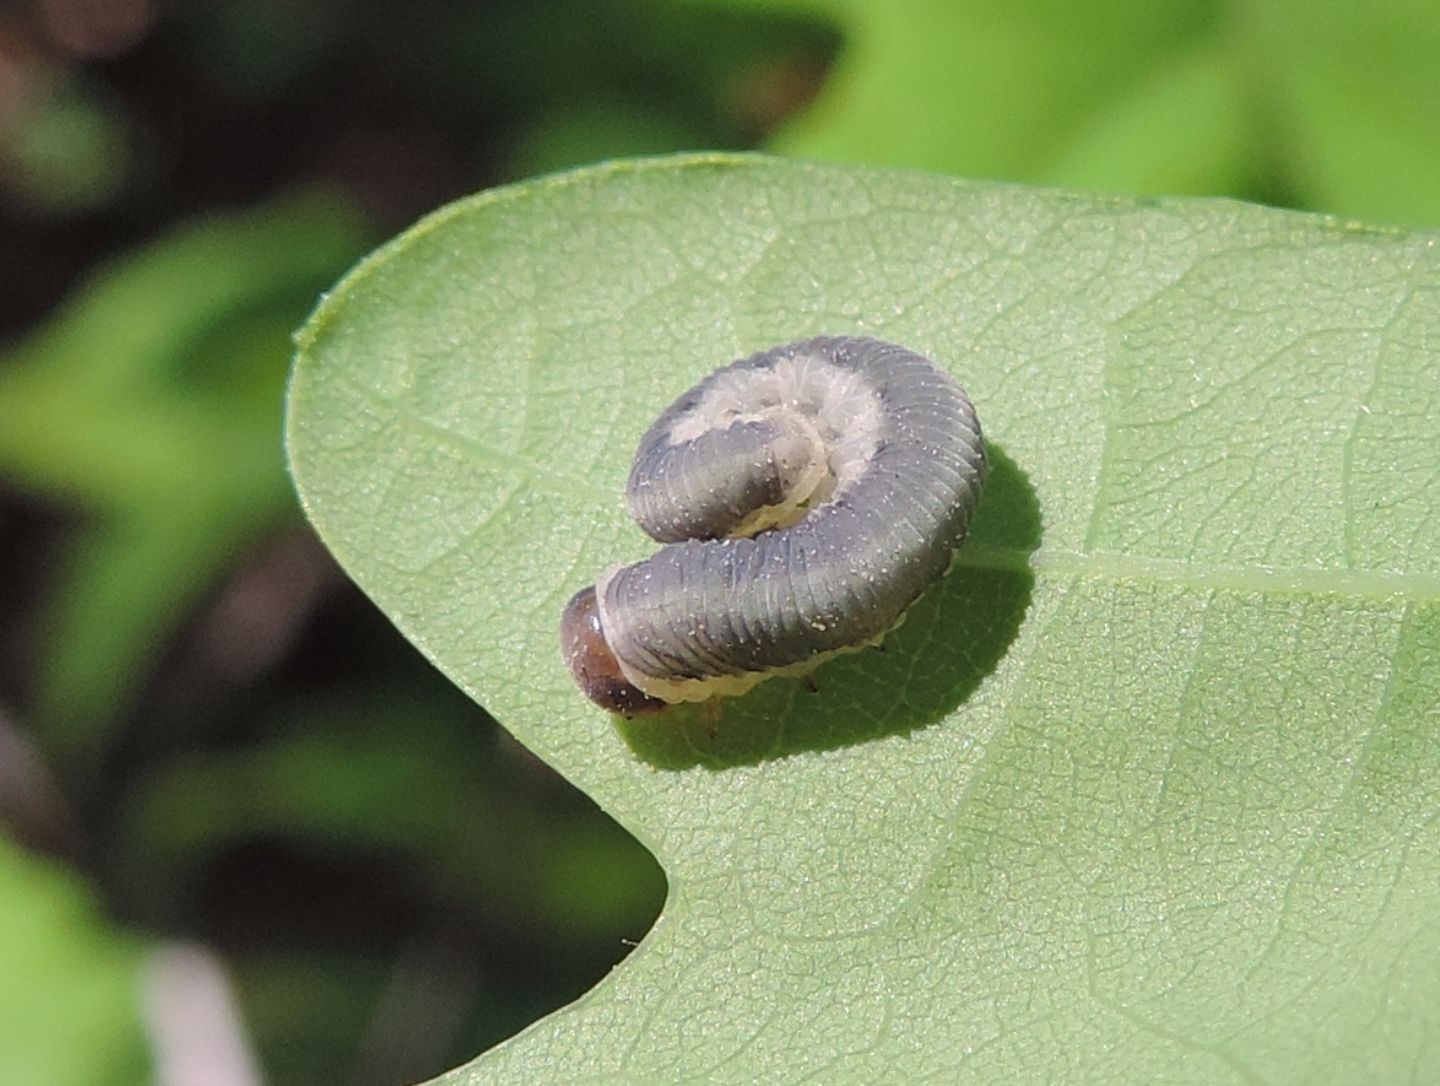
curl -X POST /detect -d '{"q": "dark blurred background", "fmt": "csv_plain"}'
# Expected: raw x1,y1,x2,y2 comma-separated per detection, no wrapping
2,1,1437,1084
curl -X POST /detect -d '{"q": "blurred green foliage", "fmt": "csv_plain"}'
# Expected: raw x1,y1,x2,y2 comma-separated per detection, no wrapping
763,0,1440,225
0,194,368,771
1,0,1437,1083
1,833,149,1086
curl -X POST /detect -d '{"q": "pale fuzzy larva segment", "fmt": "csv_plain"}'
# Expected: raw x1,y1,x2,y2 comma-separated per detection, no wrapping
627,343,889,542
567,336,986,712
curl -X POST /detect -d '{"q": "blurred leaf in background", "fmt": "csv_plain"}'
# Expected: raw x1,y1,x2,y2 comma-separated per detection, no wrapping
748,0,1440,225
0,828,149,1086
0,193,368,775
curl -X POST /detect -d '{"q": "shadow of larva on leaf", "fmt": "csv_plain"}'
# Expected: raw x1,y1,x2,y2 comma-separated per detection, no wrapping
618,443,1039,770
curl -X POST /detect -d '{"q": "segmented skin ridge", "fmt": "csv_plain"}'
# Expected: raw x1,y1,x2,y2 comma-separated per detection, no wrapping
594,336,987,697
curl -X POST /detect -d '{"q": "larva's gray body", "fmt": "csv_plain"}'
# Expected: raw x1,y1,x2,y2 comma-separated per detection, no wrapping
562,336,986,712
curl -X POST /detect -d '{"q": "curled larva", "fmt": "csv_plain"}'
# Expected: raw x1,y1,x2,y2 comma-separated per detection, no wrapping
560,336,986,716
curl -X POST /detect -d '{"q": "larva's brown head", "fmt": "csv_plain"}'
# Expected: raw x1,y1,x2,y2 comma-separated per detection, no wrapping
560,586,668,717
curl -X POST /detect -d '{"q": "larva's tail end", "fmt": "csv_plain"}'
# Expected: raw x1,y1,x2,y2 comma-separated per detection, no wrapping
560,586,669,717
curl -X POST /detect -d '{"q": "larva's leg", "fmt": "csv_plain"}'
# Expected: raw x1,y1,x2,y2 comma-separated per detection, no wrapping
703,697,723,737
801,676,819,694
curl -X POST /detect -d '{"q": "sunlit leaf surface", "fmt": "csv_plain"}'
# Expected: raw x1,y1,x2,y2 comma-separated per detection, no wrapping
288,154,1440,1084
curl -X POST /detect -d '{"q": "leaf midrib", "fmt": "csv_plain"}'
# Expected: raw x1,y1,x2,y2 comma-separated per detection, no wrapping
967,546,1437,603
304,387,1440,605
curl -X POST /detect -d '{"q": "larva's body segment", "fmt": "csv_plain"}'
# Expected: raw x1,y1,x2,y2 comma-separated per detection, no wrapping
561,336,986,714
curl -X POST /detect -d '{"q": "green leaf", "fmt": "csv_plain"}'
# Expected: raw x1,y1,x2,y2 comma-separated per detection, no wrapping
1244,0,1440,226
0,192,370,771
287,155,1440,1083
764,1,1225,187
0,836,149,1086
750,0,1440,225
